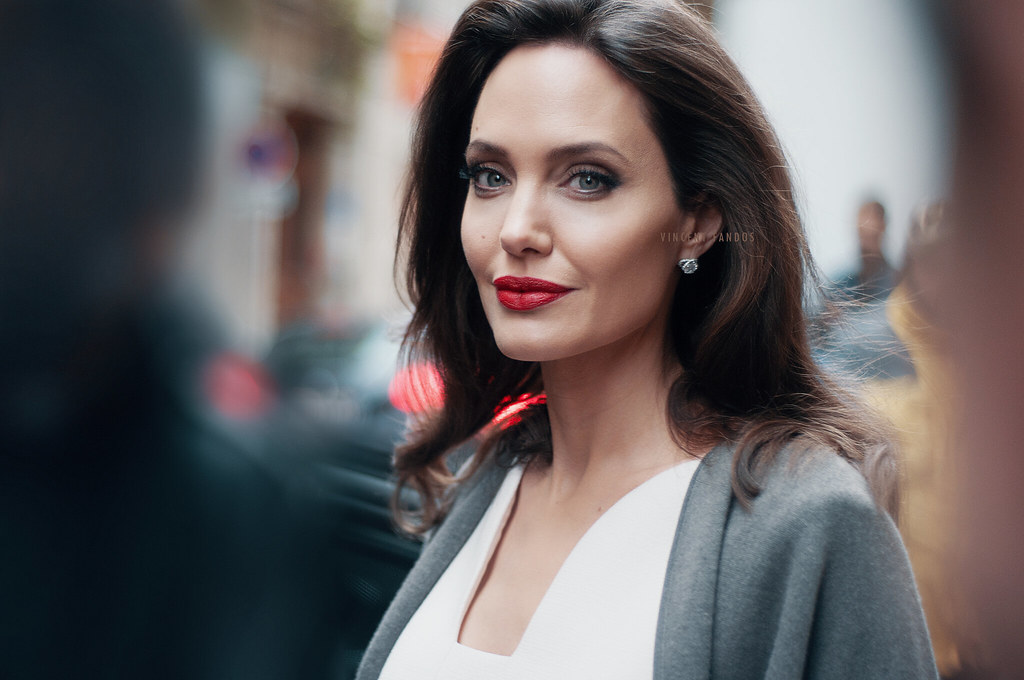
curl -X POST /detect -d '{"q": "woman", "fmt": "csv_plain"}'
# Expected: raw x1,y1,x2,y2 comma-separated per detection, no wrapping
358,1,936,678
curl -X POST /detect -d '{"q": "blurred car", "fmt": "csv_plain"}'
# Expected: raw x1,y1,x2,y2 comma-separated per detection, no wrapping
265,320,395,424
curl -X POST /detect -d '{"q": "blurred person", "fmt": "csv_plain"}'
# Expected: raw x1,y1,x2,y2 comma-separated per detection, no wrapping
357,1,936,679
864,203,989,678
815,198,914,381
938,0,1024,676
833,199,898,300
0,1,331,678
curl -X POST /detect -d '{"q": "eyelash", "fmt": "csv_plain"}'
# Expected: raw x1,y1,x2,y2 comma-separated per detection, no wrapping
459,163,508,192
567,167,620,194
457,163,621,197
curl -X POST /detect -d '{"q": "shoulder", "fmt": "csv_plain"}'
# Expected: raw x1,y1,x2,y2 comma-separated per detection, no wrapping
715,442,903,581
754,443,878,518
705,444,938,677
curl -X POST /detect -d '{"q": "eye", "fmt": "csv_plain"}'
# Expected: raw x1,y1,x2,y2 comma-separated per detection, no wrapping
567,168,619,196
460,164,510,192
478,169,507,188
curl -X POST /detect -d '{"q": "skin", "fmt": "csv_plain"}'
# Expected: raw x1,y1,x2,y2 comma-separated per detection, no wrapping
857,203,886,258
458,44,720,656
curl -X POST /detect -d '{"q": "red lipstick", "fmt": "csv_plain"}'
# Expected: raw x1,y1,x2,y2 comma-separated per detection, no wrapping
493,276,572,311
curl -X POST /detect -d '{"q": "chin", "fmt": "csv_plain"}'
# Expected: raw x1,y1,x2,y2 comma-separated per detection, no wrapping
484,303,590,363
493,338,552,363
491,330,567,363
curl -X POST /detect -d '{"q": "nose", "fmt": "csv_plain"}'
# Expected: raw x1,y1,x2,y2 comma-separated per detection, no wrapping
499,184,552,257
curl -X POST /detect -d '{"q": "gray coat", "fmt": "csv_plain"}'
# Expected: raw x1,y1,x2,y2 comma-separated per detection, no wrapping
356,442,938,679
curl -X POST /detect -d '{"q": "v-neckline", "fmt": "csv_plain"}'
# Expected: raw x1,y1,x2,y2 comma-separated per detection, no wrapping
455,458,699,658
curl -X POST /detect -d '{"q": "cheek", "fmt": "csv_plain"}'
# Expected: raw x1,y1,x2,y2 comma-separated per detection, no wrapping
572,216,678,288
460,217,488,278
611,252,675,301
461,197,509,278
572,231,679,322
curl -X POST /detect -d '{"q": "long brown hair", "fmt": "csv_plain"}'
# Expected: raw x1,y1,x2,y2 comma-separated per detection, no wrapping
394,0,896,532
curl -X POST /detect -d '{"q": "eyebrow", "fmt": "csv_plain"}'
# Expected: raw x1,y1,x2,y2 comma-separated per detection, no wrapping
464,140,629,165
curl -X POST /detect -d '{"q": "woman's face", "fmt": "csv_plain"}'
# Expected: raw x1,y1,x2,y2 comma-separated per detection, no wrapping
461,44,704,363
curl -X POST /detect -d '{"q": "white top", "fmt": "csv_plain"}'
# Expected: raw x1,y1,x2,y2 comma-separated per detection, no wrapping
379,457,701,680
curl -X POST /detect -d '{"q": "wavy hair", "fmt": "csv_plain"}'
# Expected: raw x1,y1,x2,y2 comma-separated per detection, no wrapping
393,0,896,532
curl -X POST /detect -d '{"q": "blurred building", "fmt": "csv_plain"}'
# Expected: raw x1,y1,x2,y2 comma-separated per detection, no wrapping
183,0,369,352
179,0,453,353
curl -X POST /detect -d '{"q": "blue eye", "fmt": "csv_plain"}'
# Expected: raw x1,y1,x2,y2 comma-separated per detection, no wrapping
568,168,619,195
573,172,603,191
479,169,507,187
460,164,509,191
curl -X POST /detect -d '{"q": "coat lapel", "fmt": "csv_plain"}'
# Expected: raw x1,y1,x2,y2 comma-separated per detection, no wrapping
355,458,509,680
359,444,737,680
654,442,736,680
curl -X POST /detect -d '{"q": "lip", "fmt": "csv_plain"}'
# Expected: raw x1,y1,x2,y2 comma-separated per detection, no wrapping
493,276,572,311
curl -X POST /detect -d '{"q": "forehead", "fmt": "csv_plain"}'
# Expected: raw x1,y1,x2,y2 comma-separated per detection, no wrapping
469,43,658,156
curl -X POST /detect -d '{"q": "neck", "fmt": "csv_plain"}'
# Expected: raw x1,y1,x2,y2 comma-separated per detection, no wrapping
537,320,693,496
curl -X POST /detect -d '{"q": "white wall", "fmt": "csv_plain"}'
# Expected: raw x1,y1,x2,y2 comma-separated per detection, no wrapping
715,0,950,276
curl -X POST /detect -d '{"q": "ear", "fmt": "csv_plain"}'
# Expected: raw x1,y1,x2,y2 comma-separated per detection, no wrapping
676,200,723,261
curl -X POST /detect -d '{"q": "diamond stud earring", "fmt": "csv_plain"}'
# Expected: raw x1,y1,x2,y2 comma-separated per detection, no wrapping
677,258,698,274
